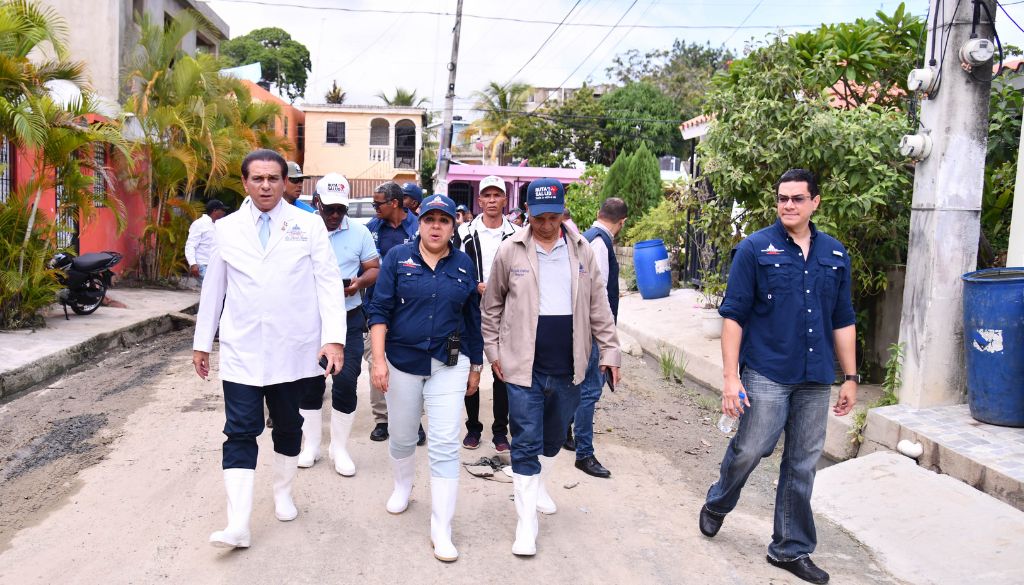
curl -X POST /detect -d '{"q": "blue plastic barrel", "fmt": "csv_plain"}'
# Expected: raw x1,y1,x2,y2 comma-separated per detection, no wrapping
962,267,1024,427
633,239,672,300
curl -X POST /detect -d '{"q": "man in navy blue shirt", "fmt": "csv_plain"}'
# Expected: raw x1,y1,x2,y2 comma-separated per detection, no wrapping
700,169,857,585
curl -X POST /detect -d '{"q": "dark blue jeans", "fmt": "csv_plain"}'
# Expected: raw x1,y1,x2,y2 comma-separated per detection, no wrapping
299,308,365,414
507,371,581,475
573,341,603,460
705,367,831,561
222,378,305,469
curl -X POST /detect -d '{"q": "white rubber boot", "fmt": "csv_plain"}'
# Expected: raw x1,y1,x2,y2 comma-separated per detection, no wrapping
329,409,356,476
273,453,299,521
297,409,322,468
537,455,558,515
386,452,416,514
512,473,539,556
209,468,254,548
430,476,459,562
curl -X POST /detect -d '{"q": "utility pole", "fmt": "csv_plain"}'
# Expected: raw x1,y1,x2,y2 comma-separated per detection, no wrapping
897,0,996,407
434,0,463,195
1008,128,1024,265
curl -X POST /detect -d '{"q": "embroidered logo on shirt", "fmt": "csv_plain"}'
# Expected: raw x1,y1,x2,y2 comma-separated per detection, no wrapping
399,257,421,268
832,250,844,257
511,267,529,277
761,243,783,255
284,224,308,242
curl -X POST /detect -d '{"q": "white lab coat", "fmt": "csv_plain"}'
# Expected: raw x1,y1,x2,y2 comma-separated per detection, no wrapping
193,197,347,386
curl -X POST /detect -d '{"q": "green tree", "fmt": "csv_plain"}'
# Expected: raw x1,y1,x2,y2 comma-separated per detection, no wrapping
509,84,608,166
220,27,311,102
602,144,662,221
598,82,683,161
463,81,532,164
324,80,346,104
376,87,428,107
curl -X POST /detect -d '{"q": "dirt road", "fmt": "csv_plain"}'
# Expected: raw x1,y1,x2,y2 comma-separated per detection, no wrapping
0,330,902,584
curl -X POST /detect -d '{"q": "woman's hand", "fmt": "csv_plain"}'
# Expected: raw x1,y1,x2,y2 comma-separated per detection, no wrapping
371,359,390,393
466,370,481,396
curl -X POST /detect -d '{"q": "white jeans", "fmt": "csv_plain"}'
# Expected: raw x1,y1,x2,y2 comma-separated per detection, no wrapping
385,355,468,479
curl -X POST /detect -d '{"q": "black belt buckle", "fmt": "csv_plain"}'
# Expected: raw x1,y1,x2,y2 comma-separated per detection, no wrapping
445,331,461,367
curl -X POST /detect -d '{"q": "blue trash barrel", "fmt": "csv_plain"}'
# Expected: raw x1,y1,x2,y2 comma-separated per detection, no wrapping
962,267,1024,427
633,239,672,300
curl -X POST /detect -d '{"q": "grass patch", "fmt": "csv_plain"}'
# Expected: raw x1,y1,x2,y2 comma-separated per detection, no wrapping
848,342,904,445
658,350,687,383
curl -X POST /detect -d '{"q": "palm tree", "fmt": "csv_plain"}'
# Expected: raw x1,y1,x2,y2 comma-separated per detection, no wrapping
325,80,346,104
463,81,532,164
376,87,428,107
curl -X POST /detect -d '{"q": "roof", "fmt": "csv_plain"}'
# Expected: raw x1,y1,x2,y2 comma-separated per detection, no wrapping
444,164,584,182
300,104,428,116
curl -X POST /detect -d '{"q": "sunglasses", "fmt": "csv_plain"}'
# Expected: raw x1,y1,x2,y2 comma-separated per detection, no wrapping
371,200,395,210
320,205,347,216
288,178,303,185
776,195,811,205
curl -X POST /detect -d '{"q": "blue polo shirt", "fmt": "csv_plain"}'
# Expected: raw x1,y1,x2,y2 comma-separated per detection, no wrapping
293,199,316,213
719,219,856,385
366,238,483,375
366,211,419,258
328,217,379,311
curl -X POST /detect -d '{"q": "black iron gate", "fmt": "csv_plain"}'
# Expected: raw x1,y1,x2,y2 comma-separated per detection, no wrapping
54,167,79,253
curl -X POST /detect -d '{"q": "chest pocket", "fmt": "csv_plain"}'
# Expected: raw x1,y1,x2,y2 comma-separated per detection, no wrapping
397,267,424,299
756,255,794,299
443,271,472,306
817,256,844,301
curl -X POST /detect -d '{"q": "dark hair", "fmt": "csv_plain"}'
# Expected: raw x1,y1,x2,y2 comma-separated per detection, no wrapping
775,168,819,197
241,149,287,179
374,181,404,202
598,197,628,222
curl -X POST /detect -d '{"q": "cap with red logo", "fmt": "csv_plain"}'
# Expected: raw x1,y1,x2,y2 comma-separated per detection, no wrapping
315,173,351,206
526,178,565,217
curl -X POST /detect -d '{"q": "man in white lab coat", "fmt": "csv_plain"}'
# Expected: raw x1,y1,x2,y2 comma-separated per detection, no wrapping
192,149,347,549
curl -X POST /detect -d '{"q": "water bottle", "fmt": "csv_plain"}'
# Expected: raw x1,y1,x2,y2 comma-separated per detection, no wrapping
717,392,746,433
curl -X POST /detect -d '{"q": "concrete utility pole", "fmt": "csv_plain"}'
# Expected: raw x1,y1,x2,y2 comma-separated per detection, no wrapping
897,0,995,407
1009,129,1024,264
434,0,463,195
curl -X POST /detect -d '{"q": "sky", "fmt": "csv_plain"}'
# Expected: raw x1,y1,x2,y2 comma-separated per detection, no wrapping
203,0,1024,118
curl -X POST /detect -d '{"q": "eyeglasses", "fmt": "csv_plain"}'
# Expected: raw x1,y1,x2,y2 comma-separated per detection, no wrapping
371,200,395,210
776,195,811,205
320,205,346,216
288,178,303,185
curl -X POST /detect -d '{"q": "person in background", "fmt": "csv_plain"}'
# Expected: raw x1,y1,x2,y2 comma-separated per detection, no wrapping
285,161,316,213
367,193,483,562
297,173,380,477
455,204,469,227
561,207,579,236
699,168,857,585
185,199,228,284
402,182,423,216
192,149,346,549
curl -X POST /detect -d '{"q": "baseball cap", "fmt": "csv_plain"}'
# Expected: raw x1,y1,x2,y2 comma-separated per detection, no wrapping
455,204,468,213
526,178,565,216
287,161,305,179
205,199,227,214
420,194,457,220
315,173,351,206
401,182,424,203
479,175,506,195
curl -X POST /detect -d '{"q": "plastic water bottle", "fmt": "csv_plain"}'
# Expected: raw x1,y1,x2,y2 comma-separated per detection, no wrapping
717,392,746,433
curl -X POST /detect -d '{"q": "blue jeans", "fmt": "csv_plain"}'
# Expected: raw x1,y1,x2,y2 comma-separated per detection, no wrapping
507,371,582,475
299,308,365,414
705,368,831,561
573,341,603,460
221,378,304,469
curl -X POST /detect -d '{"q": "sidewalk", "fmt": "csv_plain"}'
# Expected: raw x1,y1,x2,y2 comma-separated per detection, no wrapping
0,288,198,400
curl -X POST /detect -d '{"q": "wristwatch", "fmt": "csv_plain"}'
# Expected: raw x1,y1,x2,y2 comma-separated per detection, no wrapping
470,364,484,373
844,374,861,384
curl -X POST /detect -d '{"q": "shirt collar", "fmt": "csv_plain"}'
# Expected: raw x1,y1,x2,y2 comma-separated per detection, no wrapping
772,218,818,243
329,216,351,235
249,197,285,224
591,221,612,237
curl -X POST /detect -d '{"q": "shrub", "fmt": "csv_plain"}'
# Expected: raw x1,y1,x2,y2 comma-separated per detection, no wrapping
0,187,62,329
565,164,607,230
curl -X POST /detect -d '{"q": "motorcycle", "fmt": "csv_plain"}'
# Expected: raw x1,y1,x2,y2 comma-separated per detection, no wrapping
49,251,122,318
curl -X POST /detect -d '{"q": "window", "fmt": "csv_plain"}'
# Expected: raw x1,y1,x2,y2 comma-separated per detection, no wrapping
283,116,288,137
297,123,305,151
93,143,107,206
326,121,346,145
0,137,11,204
369,118,389,146
269,117,276,133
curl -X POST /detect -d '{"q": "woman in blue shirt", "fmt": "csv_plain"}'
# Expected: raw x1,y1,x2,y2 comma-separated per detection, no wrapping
366,194,484,563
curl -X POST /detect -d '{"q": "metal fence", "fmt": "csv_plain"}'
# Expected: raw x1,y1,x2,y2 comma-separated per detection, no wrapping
0,137,10,204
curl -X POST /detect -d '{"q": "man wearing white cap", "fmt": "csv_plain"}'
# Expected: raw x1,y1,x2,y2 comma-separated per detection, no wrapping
296,173,380,476
458,175,518,452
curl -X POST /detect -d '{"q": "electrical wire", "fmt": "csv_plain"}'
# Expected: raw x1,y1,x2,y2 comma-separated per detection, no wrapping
722,0,765,46
997,1,1024,34
508,0,583,82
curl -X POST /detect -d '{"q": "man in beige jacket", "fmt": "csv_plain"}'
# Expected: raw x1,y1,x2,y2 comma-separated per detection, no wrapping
481,178,621,558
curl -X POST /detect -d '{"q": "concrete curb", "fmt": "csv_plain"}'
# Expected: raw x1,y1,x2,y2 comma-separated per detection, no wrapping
0,304,198,401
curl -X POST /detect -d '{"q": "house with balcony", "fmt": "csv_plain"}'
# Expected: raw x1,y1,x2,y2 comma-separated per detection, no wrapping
300,105,427,197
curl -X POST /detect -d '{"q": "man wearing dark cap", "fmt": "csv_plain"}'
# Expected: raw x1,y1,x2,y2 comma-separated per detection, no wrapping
402,182,423,216
481,178,621,557
185,199,228,283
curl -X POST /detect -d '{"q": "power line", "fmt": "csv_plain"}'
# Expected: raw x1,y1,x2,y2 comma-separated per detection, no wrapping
203,0,819,29
722,0,765,45
998,1,1024,34
582,0,660,82
508,0,583,82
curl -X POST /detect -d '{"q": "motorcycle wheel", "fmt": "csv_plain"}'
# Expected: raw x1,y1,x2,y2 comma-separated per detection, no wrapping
69,276,106,315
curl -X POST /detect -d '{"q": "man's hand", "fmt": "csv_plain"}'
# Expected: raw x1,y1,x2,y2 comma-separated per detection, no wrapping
371,359,389,392
189,264,200,278
193,350,210,379
491,360,504,381
466,370,481,396
721,375,750,418
833,380,858,416
477,282,487,295
599,365,620,387
344,279,360,297
319,343,344,376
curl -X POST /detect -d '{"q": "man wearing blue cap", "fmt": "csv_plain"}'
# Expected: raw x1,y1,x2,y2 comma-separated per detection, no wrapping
402,182,423,216
481,178,621,557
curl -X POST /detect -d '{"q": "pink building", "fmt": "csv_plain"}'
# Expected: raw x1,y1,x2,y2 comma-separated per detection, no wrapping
444,165,584,214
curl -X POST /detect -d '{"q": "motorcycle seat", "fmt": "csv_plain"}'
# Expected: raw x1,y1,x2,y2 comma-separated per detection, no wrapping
71,252,119,272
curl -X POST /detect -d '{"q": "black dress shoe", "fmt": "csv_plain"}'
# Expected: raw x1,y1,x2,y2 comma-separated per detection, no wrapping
766,555,829,584
562,427,576,452
699,505,725,537
370,423,389,442
417,424,427,446
574,455,611,478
